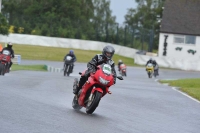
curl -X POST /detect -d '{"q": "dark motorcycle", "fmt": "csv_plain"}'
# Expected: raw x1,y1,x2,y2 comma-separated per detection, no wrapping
0,50,11,76
64,56,74,76
154,65,159,77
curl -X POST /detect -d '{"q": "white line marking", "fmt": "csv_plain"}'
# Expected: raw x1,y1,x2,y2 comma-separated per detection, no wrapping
171,87,200,104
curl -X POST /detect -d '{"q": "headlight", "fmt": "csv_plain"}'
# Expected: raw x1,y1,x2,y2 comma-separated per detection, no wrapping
99,77,110,85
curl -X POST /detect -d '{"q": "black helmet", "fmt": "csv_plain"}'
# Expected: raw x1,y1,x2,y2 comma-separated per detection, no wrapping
7,42,12,48
69,50,74,55
102,45,115,60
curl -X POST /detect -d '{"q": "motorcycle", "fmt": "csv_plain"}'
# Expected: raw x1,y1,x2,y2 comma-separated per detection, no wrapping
119,63,127,76
0,50,11,76
153,65,159,77
72,63,123,114
63,56,74,76
146,63,154,78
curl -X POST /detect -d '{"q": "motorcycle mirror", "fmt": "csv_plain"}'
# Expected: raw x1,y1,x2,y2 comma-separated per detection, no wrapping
117,76,123,80
79,72,82,75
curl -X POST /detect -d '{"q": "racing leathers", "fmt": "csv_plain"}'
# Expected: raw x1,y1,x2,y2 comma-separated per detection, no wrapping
74,54,117,95
1,47,15,69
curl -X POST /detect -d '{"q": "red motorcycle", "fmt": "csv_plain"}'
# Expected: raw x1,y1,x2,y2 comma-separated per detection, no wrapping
72,63,123,114
119,64,127,76
0,50,11,75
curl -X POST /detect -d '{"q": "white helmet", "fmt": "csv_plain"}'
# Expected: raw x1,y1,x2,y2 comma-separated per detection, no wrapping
7,42,13,48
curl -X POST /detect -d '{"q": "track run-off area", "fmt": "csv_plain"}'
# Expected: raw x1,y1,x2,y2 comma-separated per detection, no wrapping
0,60,200,133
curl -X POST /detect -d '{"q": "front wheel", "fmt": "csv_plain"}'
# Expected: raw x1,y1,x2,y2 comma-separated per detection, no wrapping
64,64,68,76
148,71,152,78
86,91,102,114
0,63,3,75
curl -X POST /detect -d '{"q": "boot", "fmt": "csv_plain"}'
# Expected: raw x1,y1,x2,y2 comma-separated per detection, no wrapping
74,76,86,95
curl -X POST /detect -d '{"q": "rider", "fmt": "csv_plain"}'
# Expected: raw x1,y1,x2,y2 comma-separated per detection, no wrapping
73,45,117,95
146,58,153,66
63,50,77,72
118,59,124,71
146,58,159,75
1,42,15,70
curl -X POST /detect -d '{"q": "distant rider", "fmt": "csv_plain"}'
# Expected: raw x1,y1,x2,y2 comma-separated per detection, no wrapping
146,58,159,75
73,45,117,95
118,59,124,71
63,50,77,72
1,42,15,70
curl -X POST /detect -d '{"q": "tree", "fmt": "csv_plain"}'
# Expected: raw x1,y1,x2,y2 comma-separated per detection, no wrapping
124,0,165,50
0,13,9,35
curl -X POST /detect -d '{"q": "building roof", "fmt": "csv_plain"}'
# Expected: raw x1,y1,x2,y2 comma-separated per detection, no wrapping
160,0,200,36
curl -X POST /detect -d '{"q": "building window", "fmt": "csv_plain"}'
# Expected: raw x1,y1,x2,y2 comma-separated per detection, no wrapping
174,35,185,43
185,35,196,44
174,35,196,45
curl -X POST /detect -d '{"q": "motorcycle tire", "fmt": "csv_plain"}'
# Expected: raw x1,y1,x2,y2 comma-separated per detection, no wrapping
73,78,79,94
86,91,102,114
2,65,6,76
154,71,157,78
72,95,82,110
148,72,152,78
64,64,68,76
0,64,2,75
67,65,70,76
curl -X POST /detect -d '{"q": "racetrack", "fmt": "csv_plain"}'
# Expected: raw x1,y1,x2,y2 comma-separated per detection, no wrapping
0,60,200,133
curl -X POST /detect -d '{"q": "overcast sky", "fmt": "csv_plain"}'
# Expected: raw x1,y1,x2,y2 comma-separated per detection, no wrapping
109,0,137,24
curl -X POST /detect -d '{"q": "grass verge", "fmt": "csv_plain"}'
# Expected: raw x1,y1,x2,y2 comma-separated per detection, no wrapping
12,64,47,71
160,78,200,101
13,44,137,66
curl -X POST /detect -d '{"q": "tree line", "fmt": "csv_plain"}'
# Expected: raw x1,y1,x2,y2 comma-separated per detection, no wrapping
0,0,165,51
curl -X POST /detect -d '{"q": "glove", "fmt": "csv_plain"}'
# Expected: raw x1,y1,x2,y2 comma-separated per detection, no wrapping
114,79,116,84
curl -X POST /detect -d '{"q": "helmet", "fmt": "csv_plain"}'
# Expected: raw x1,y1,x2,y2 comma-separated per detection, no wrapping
102,45,115,60
7,42,12,48
69,50,74,55
119,59,122,63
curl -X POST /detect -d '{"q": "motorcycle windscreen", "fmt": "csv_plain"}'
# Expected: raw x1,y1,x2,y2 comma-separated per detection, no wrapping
2,50,11,55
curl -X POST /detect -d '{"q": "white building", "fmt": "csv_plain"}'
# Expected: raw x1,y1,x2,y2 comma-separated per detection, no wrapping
158,0,200,61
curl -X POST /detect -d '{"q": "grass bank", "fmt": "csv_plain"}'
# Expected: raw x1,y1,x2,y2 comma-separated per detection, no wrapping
12,64,47,71
13,44,136,66
160,78,200,101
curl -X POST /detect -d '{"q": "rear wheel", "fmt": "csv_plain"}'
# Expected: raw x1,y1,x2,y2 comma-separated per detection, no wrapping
72,95,82,110
86,91,102,114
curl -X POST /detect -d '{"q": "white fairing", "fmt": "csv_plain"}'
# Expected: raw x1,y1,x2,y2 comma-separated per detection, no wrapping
66,56,72,61
102,64,112,75
147,63,153,67
2,50,10,55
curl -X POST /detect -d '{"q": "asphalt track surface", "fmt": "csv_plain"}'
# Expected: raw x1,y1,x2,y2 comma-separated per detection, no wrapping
0,60,200,133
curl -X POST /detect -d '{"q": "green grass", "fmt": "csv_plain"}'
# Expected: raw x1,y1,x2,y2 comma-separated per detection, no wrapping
160,79,200,101
13,44,137,66
12,64,47,71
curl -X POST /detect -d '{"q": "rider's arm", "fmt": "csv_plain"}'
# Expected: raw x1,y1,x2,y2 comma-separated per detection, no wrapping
63,54,69,61
111,63,117,84
73,55,77,62
11,49,15,58
87,55,98,72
